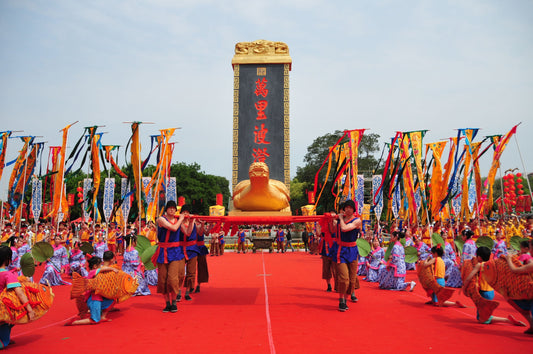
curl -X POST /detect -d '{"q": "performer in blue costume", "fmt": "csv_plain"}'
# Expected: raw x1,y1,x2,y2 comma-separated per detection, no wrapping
68,241,88,277
461,229,477,264
177,205,204,302
379,231,416,291
491,229,508,259
40,235,70,286
155,201,186,313
92,233,108,260
335,200,361,312
365,238,385,282
122,235,151,296
443,236,462,288
194,223,209,293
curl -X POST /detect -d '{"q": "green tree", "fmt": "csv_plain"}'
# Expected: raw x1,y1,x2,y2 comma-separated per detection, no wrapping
169,162,230,215
293,130,380,214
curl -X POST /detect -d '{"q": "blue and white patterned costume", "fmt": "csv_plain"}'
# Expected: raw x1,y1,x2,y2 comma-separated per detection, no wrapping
92,241,108,260
491,240,508,259
416,242,431,261
144,269,158,286
461,239,477,264
40,244,70,286
443,242,462,287
357,254,368,276
68,249,88,277
365,247,385,282
379,242,410,290
122,248,151,296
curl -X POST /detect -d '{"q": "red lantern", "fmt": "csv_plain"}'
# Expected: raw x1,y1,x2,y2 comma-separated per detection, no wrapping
77,186,83,192
516,172,522,177
78,199,83,204
504,188,509,193
518,189,524,195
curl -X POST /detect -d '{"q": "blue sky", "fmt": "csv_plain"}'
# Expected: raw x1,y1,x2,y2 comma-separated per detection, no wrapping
1,0,532,199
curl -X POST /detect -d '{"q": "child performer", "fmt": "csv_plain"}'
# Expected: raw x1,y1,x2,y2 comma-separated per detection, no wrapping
65,256,117,325
422,245,464,307
365,238,385,282
0,246,35,348
122,235,151,296
462,247,527,328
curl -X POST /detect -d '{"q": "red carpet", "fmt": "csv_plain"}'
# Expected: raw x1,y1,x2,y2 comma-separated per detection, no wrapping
11,252,532,353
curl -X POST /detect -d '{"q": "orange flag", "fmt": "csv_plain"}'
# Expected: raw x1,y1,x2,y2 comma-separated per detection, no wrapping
483,124,518,211
427,141,447,220
0,131,11,183
45,124,73,219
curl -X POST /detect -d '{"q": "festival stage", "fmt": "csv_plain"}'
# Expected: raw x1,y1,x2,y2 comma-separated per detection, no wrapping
12,252,531,353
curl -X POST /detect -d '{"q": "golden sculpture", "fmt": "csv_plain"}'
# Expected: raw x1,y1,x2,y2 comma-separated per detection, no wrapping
232,40,292,67
232,162,290,212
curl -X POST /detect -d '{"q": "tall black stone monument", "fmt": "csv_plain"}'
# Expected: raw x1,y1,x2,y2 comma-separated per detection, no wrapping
231,40,291,194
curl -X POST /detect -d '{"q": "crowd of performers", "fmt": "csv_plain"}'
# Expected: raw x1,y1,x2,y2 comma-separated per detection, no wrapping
1,200,533,349
313,200,533,334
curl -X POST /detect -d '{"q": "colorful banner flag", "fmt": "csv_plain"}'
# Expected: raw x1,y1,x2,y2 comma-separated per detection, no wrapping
0,131,11,183
45,124,73,219
482,124,519,210
372,175,383,220
348,129,365,201
167,177,177,203
31,177,42,224
121,178,131,225
103,178,115,223
83,178,92,222
356,174,364,215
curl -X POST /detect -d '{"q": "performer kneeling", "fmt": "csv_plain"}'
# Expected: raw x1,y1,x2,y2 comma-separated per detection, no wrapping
65,256,117,325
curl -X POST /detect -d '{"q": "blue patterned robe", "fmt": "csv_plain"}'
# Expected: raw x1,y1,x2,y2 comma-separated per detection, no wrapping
40,244,70,286
461,240,477,264
416,242,431,261
366,247,385,282
69,249,88,277
379,242,410,290
122,248,151,296
443,242,462,287
491,240,508,259
358,255,368,276
92,241,108,260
